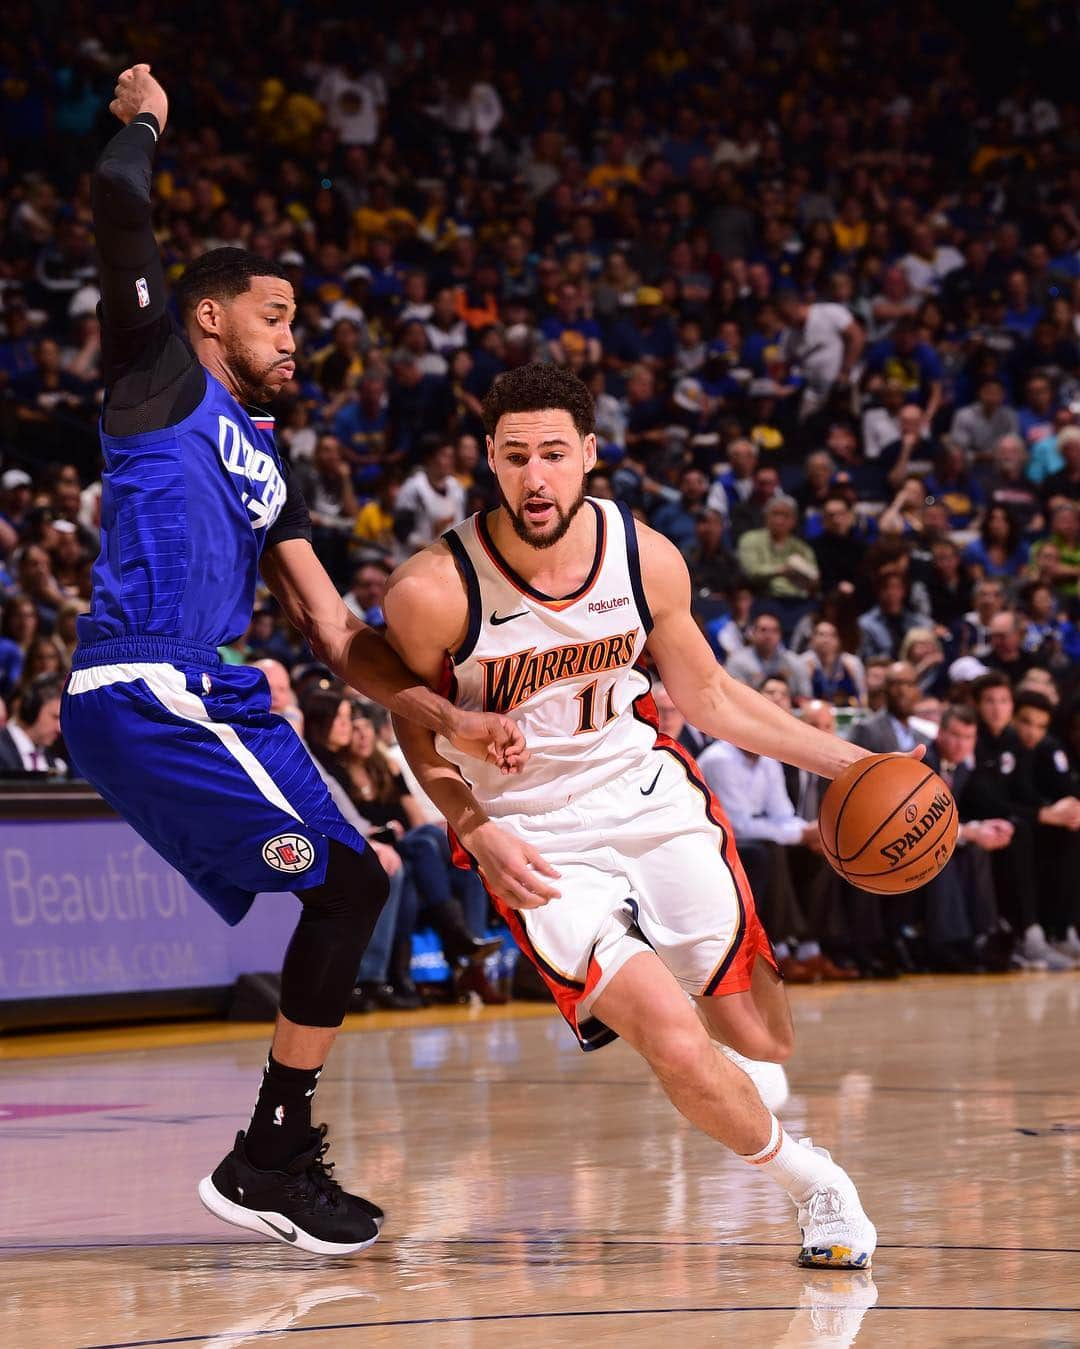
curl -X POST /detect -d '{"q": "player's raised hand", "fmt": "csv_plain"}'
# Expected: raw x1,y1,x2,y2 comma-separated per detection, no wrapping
110,64,169,134
446,709,530,775
468,822,560,909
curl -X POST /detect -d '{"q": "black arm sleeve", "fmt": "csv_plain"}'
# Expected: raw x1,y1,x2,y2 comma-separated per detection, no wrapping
264,470,313,550
93,113,205,437
94,114,164,333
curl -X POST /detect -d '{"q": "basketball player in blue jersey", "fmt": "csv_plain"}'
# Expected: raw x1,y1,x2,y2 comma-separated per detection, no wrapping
61,65,525,1256
384,364,926,1270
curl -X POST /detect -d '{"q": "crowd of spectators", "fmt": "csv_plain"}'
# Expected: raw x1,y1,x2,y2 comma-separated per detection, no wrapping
1,1,1079,993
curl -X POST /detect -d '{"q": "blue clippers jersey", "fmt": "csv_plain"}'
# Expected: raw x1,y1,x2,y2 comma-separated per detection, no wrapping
78,371,286,651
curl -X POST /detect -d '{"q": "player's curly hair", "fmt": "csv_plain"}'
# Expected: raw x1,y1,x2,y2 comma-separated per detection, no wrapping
174,247,289,322
481,362,595,440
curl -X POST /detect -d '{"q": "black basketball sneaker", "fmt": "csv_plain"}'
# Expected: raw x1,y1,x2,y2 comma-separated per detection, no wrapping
198,1124,383,1255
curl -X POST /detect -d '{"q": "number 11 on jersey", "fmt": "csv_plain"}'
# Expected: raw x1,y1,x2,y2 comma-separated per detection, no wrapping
574,680,617,735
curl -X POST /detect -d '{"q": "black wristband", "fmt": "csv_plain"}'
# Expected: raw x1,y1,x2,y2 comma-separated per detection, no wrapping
130,111,161,141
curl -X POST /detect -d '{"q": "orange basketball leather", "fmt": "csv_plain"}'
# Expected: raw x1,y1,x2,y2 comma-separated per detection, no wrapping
819,754,958,895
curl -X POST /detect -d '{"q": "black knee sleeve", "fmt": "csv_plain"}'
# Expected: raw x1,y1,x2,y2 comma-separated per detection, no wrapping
278,839,390,1028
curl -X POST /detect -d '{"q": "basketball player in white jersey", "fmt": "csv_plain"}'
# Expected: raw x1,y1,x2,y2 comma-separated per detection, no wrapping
384,365,913,1268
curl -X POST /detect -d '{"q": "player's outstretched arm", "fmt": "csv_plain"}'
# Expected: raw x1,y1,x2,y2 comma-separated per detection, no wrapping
260,537,526,771
382,548,559,908
638,525,923,779
93,63,209,439
94,66,169,339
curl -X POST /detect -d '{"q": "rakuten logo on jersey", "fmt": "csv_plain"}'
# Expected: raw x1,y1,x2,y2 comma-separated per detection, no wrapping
218,415,286,530
588,596,630,615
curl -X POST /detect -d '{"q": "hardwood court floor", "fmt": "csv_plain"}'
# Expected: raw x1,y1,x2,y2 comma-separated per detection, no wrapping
2,976,1079,1348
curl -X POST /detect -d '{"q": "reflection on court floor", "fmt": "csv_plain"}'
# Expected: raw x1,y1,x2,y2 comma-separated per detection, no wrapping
1,978,1078,1347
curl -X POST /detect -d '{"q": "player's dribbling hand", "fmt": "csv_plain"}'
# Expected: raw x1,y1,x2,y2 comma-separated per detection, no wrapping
110,64,169,134
446,709,530,775
848,744,927,772
466,822,560,909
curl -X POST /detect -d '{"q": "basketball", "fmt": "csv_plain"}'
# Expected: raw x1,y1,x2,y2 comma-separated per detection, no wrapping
818,754,958,894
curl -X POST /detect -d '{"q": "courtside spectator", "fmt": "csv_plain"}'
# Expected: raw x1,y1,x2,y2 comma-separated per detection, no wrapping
737,495,819,635
726,611,812,701
969,673,1080,970
0,674,67,777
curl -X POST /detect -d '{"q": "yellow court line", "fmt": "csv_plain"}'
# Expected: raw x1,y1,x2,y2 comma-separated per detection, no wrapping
0,1001,560,1062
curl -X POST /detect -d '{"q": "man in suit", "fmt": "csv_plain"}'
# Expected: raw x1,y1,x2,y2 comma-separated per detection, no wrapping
783,698,832,819
700,697,855,983
782,700,858,980
922,705,1012,970
968,672,1080,969
844,662,931,973
0,674,68,777
849,661,932,755
652,680,713,758
1012,690,1080,959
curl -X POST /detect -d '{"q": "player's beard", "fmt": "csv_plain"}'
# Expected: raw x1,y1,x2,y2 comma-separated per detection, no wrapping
229,340,289,405
499,478,587,550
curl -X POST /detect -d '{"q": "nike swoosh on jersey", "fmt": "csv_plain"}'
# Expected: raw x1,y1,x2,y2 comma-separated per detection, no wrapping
640,766,663,795
490,610,529,625
258,1214,298,1242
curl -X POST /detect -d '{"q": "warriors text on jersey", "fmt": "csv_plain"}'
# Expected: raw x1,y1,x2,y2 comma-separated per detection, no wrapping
435,497,658,813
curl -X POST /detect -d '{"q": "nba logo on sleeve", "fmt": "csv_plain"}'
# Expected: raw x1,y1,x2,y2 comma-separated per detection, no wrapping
135,277,150,309
262,833,315,874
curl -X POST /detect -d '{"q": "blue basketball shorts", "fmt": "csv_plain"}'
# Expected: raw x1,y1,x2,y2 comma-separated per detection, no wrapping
62,639,366,925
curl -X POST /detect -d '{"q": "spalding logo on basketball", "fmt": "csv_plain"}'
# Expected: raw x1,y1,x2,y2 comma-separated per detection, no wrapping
262,833,315,874
818,754,958,895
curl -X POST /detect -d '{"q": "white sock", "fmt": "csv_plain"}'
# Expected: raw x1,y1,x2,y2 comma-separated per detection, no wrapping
741,1116,838,1204
795,940,820,960
774,941,791,960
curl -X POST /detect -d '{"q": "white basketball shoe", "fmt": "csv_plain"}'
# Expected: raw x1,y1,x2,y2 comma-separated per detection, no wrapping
794,1140,877,1270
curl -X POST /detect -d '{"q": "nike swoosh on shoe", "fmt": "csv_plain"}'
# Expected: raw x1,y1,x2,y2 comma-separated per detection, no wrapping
259,1215,298,1243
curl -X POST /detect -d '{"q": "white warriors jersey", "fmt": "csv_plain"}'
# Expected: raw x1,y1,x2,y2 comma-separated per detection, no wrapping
434,497,659,815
